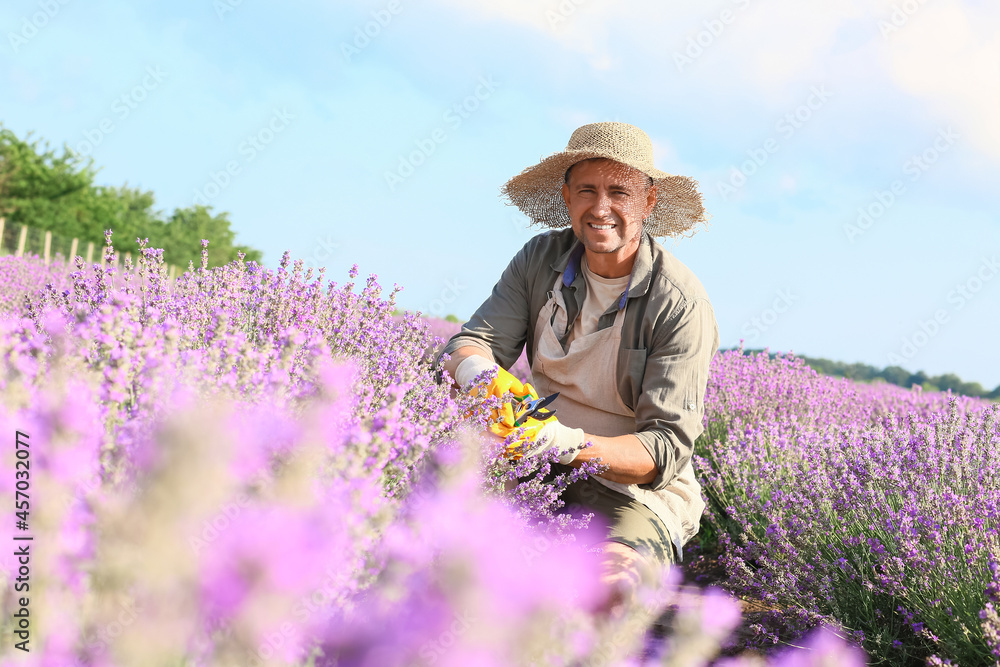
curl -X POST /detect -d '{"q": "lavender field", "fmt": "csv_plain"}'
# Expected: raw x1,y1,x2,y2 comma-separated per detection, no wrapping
0,240,997,666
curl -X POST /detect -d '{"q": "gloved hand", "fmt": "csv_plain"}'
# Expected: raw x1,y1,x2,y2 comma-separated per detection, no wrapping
490,413,584,465
455,355,537,401
456,355,581,462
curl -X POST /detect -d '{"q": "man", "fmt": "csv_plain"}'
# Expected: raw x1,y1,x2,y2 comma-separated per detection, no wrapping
437,122,719,600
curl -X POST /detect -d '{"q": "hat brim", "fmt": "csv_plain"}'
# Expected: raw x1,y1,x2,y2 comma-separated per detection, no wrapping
501,149,710,238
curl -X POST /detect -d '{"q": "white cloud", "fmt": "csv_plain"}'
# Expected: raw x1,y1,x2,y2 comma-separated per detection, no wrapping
779,174,797,192
430,0,550,32
446,2,865,81
434,0,1000,161
881,1,1000,159
650,138,677,165
427,0,626,72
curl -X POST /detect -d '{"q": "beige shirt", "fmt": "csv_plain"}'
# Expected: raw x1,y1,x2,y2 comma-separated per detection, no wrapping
567,255,630,345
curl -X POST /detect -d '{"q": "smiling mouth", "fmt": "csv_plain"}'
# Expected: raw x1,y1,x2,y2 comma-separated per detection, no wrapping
587,222,615,231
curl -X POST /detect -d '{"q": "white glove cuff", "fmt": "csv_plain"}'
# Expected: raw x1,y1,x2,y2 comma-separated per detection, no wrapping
455,355,498,388
537,422,585,465
558,447,581,466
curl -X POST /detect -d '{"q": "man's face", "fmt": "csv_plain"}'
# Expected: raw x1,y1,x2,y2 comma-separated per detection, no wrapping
561,158,657,263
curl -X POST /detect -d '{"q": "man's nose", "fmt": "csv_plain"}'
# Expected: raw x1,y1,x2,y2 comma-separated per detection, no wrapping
591,190,612,218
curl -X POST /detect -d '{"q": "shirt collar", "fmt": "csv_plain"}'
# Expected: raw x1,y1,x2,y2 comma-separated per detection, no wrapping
549,230,654,303
561,244,586,288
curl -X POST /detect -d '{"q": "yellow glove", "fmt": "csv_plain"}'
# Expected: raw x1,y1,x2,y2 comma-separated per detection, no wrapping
489,412,548,460
489,369,537,404
455,356,580,461
455,356,536,401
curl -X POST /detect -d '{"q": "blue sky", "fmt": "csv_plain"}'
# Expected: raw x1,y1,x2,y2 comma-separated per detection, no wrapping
2,0,999,389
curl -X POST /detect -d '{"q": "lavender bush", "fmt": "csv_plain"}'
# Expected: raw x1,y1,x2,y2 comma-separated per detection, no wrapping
0,236,869,665
696,349,999,664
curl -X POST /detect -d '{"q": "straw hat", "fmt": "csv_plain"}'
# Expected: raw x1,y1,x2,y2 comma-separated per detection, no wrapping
501,122,709,238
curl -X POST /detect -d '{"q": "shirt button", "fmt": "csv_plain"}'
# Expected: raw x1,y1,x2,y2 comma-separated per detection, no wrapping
686,403,696,411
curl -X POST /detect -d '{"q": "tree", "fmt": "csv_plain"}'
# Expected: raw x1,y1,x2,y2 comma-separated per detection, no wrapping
0,126,98,235
932,373,965,393
958,382,985,397
161,205,262,268
0,123,263,267
907,371,929,388
880,366,911,387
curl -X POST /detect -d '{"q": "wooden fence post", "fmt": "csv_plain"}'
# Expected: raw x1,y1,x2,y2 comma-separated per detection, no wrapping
0,218,5,253
16,225,27,257
43,230,52,264
86,241,94,264
69,237,78,261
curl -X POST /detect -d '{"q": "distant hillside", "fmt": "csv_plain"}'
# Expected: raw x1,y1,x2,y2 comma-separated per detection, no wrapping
732,348,1000,401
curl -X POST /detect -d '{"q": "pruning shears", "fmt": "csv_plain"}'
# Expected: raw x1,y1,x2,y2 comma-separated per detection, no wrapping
512,392,559,426
488,390,561,457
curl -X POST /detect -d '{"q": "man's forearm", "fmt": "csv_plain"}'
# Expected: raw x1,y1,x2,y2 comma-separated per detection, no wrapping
568,433,657,486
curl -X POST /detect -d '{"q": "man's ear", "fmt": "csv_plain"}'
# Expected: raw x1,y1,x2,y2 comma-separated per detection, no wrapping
562,182,571,209
645,183,658,216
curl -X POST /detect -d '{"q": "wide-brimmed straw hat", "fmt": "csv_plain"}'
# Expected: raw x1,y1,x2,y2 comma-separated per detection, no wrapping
501,122,709,238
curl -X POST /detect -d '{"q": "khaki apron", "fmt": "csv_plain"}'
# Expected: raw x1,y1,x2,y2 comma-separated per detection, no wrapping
531,272,706,562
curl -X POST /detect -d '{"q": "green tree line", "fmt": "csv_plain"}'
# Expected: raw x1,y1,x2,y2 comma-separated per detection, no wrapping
734,348,1000,400
0,124,262,267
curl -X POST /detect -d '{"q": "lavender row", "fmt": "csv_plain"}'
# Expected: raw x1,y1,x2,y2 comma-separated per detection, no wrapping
696,349,999,664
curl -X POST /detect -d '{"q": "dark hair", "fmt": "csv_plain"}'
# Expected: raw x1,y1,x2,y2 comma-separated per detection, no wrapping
564,159,654,188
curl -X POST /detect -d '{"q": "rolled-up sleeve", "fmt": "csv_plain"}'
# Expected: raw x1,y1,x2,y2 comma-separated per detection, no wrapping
632,297,719,491
436,240,534,372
